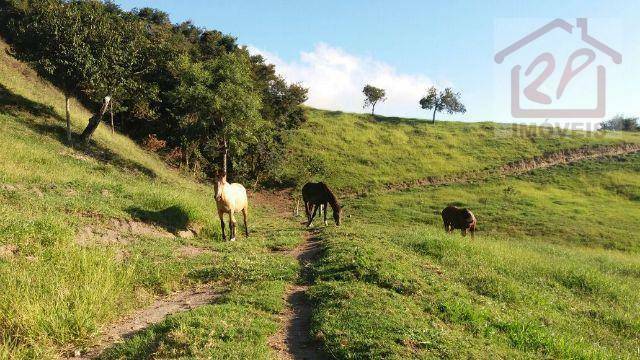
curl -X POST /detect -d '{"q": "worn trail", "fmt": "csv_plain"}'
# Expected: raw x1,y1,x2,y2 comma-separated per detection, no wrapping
270,228,325,360
67,284,221,359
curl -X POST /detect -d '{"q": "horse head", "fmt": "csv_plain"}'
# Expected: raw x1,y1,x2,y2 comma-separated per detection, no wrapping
334,204,345,226
214,170,227,201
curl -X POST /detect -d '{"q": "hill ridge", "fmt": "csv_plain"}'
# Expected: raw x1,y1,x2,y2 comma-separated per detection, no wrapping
378,143,640,193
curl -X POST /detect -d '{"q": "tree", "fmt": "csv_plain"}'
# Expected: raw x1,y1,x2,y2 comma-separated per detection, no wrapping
362,84,386,115
169,51,263,176
0,0,308,184
8,0,89,142
7,0,150,144
419,86,466,124
600,114,639,131
76,2,150,144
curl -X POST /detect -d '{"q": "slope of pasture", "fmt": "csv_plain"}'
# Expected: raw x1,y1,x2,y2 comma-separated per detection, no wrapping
308,154,640,358
0,38,303,359
281,108,640,192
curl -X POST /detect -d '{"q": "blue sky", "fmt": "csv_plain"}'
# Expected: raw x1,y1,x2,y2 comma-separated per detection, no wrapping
115,1,639,125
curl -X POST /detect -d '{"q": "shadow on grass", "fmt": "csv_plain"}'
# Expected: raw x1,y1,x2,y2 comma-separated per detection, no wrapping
98,321,170,360
0,84,157,178
127,205,190,233
323,110,344,116
0,83,63,121
369,114,430,126
98,296,227,360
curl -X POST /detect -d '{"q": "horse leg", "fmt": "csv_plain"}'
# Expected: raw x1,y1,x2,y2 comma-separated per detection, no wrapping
242,207,249,237
470,225,475,239
323,202,328,226
462,228,467,237
308,204,319,228
218,211,226,241
229,210,237,241
304,201,312,225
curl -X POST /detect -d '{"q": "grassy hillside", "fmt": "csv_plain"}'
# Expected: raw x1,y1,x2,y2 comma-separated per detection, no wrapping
276,102,640,358
281,108,640,192
0,39,303,359
3,33,640,360
308,154,640,358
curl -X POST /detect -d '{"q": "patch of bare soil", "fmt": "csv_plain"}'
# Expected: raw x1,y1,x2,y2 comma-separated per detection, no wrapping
75,218,175,246
59,150,92,162
0,244,18,260
177,245,212,258
251,189,295,218
66,284,221,359
384,143,640,192
0,183,18,191
269,230,326,360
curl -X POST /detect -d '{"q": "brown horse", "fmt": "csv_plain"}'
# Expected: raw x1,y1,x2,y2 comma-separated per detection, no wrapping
441,205,476,238
301,182,342,227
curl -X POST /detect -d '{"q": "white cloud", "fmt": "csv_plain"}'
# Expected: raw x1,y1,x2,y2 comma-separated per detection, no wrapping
248,43,441,118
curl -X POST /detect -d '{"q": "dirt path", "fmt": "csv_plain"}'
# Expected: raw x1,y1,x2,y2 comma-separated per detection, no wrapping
381,143,640,193
67,284,221,359
269,229,326,360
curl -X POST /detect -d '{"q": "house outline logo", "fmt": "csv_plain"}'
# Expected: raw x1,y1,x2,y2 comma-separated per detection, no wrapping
495,18,622,118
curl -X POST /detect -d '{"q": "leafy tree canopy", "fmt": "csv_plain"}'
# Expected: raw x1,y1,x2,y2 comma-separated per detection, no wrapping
0,0,308,183
362,84,386,115
419,86,466,124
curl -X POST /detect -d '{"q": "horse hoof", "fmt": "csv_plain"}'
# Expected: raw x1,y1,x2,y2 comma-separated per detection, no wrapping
230,237,236,242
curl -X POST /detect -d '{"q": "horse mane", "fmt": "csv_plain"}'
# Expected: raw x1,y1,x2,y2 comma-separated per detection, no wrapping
319,182,340,212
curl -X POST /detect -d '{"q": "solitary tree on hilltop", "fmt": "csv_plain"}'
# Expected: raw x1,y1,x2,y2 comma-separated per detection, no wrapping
362,85,386,115
419,86,466,124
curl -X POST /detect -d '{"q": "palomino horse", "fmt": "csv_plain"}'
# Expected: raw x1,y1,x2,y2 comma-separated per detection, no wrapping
301,182,342,227
441,205,476,238
214,172,249,241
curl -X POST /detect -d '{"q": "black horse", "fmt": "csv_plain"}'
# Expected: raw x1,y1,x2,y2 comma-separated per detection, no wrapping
441,205,477,238
301,182,342,227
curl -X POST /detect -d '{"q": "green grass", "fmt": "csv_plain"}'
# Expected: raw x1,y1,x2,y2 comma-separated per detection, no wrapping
0,38,304,358
3,34,640,359
350,154,640,252
307,155,640,358
280,108,640,192
101,303,279,359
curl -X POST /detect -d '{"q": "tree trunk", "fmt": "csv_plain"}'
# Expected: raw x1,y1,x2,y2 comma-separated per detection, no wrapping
432,108,437,124
80,96,112,144
222,138,228,175
372,103,375,116
109,100,114,135
65,95,71,143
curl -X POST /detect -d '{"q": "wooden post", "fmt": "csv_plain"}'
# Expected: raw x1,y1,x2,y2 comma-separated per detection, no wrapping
65,95,71,143
222,138,228,175
109,100,114,135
